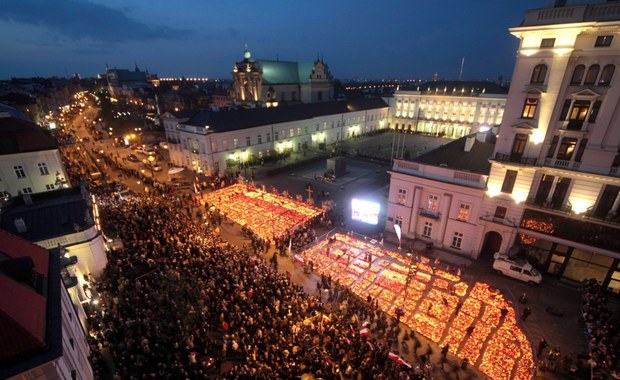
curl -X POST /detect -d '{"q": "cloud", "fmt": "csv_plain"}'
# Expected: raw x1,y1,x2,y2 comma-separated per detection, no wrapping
1,0,188,43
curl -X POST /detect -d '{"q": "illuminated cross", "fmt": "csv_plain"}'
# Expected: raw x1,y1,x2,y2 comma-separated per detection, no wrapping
306,186,313,201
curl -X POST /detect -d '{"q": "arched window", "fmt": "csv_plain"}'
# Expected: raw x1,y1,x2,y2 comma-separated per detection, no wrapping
570,64,586,85
584,64,600,85
599,64,615,85
530,64,547,84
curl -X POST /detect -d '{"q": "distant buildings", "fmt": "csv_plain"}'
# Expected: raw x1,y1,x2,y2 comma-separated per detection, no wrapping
0,110,70,198
161,98,388,175
103,64,158,97
0,230,93,380
231,48,334,105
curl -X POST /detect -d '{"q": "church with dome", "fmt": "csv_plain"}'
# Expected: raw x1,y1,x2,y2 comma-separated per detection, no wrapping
231,47,334,105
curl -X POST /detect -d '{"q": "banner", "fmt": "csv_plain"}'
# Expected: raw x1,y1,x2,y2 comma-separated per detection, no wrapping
394,224,402,242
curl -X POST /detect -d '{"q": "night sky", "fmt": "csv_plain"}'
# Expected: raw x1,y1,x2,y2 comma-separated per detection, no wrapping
1,0,543,81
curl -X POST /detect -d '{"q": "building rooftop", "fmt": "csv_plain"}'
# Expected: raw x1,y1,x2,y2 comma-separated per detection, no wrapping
0,117,58,155
399,80,509,96
0,230,62,377
181,98,389,133
412,131,497,175
258,60,317,85
0,185,94,242
520,1,620,27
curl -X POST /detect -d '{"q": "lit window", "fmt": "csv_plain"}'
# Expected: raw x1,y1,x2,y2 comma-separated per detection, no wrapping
457,203,470,221
423,222,433,237
557,137,578,160
494,206,507,219
451,232,463,249
428,194,439,211
233,138,239,148
521,98,538,119
397,189,407,205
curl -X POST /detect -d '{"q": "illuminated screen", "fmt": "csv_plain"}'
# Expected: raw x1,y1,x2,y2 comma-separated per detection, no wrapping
351,199,380,225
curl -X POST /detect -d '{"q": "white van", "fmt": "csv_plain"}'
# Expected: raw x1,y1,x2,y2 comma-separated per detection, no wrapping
493,252,542,284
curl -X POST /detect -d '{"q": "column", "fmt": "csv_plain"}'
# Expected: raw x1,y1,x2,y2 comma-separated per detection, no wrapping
407,186,423,237
437,193,453,246
609,191,620,215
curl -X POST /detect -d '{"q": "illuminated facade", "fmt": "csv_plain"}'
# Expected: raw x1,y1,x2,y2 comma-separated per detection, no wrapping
231,48,333,104
480,1,620,293
161,98,388,175
388,83,507,139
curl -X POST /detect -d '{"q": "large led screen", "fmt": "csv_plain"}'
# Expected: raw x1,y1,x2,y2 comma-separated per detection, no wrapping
351,199,380,225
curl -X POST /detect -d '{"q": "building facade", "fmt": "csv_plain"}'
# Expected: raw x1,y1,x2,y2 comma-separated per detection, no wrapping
387,82,508,139
231,48,333,104
480,1,620,293
0,115,70,199
161,98,389,176
386,132,495,257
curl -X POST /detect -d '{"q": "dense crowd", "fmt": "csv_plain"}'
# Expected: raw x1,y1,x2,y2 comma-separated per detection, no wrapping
580,278,620,378
86,193,441,379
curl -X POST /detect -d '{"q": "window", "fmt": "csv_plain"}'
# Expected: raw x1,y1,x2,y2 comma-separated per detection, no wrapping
451,232,463,249
540,38,555,48
457,203,470,222
575,139,588,162
266,133,271,142
275,131,279,141
530,64,547,84
222,140,228,150
511,133,528,159
588,101,602,123
297,128,302,136
501,170,518,194
45,184,55,190
428,194,439,211
22,187,33,194
38,163,49,175
397,189,407,205
290,128,294,137
571,65,585,85
246,136,251,147
584,65,600,85
233,138,239,148
14,166,26,179
547,136,559,158
494,206,507,219
595,35,613,47
568,100,590,129
318,91,323,101
257,135,262,144
282,130,286,139
521,98,538,119
557,137,578,160
422,222,433,237
70,338,74,349
211,141,218,153
599,64,615,85
395,215,403,227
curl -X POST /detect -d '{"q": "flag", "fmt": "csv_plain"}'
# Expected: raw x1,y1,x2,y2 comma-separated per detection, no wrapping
362,321,371,328
288,237,292,255
293,255,304,264
388,352,412,368
366,341,375,351
359,328,371,337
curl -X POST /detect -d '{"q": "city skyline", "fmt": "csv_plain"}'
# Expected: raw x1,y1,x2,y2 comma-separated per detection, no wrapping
2,0,541,81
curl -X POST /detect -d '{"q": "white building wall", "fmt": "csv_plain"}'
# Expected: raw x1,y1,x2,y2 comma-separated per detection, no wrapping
0,150,69,197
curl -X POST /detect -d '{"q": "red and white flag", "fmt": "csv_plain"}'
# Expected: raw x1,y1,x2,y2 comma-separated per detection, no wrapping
362,321,371,328
388,352,412,368
366,341,375,351
359,328,371,337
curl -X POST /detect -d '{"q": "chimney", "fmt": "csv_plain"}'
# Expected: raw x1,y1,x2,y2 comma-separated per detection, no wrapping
464,136,476,152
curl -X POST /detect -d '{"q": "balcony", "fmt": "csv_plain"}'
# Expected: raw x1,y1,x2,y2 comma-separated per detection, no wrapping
543,158,582,170
526,199,573,215
419,208,441,220
493,153,537,166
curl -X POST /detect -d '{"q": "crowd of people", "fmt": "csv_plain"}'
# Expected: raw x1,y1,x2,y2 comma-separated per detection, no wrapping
84,192,451,379
580,278,620,378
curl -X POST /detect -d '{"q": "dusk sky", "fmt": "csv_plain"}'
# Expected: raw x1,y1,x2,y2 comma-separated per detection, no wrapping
2,0,543,81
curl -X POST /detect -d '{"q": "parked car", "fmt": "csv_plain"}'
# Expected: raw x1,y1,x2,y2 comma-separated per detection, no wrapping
127,153,139,162
493,252,542,284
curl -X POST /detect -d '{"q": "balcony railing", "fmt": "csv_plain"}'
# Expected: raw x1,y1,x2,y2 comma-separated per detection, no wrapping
493,153,537,166
419,208,441,220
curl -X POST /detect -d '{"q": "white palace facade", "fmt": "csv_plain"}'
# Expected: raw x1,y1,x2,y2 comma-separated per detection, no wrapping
387,81,508,139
